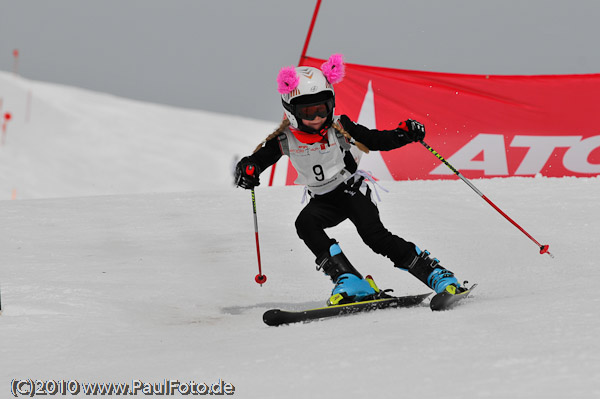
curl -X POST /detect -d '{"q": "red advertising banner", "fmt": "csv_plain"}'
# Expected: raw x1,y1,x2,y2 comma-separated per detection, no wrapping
268,56,600,184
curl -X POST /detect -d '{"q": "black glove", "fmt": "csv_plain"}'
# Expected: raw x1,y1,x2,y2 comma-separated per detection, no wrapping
397,119,426,142
234,157,261,189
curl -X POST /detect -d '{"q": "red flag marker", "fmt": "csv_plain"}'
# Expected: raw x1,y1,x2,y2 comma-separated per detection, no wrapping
13,49,19,75
2,112,12,145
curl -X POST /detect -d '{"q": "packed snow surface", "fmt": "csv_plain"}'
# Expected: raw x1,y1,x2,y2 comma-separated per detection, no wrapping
1,72,599,398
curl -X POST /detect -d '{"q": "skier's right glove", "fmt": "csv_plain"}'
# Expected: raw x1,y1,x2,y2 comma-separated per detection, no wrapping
234,157,261,189
397,119,426,142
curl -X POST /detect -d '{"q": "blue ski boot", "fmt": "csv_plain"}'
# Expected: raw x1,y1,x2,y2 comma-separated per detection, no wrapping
316,243,378,306
399,245,463,294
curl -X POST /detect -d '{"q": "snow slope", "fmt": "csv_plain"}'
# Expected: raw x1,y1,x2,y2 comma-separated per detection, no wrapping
1,72,599,398
0,71,272,199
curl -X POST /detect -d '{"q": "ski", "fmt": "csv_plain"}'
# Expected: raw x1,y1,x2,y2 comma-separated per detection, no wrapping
430,283,477,311
263,293,431,326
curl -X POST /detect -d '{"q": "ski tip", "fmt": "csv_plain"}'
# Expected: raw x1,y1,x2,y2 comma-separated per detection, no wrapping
430,284,476,311
262,309,281,326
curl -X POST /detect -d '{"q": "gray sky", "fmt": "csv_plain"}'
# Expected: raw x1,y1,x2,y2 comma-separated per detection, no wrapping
2,0,599,122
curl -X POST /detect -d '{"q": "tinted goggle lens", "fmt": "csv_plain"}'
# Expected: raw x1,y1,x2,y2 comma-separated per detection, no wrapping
297,103,329,120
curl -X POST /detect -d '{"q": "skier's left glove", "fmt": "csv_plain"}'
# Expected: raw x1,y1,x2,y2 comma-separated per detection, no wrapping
397,119,426,142
234,157,261,189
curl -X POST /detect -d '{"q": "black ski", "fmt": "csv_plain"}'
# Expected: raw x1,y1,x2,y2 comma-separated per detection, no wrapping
263,293,431,326
430,284,477,311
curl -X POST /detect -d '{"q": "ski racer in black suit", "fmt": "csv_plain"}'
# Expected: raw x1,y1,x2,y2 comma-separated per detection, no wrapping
235,54,465,305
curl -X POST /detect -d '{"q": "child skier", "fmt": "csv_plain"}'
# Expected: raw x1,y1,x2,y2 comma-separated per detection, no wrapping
234,54,465,305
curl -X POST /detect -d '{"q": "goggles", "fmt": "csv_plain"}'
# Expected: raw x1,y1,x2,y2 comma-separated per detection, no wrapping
295,98,334,121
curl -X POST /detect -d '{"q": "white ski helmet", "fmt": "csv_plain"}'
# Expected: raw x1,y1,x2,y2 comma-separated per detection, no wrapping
276,54,345,131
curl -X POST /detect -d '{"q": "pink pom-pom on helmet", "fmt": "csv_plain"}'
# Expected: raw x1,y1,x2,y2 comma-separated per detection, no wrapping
277,66,300,94
321,53,345,84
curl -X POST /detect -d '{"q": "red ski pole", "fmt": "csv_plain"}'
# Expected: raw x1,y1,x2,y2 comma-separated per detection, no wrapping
246,166,267,285
421,141,553,258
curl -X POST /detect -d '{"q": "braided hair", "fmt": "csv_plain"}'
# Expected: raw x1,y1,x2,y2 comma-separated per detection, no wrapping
253,118,369,154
